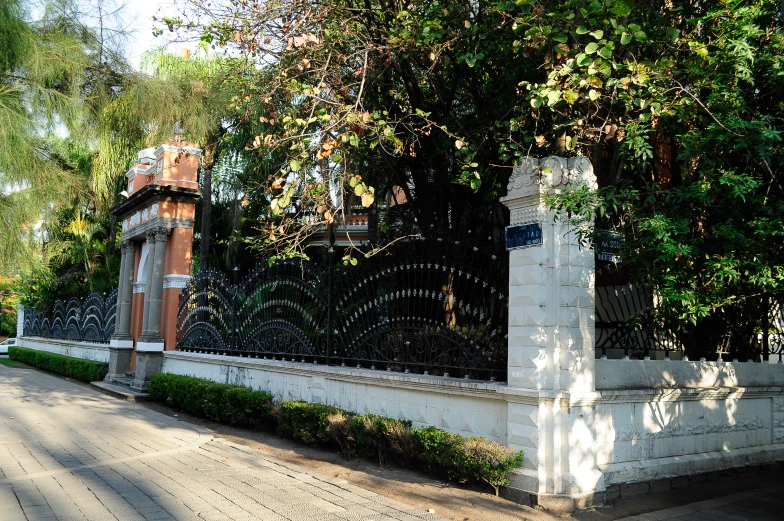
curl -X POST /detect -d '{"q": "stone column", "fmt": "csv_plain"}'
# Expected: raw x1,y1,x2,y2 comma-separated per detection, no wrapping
499,156,601,511
140,227,168,344
140,231,157,339
107,240,136,380
112,241,136,342
112,242,128,337
118,241,137,338
133,227,168,392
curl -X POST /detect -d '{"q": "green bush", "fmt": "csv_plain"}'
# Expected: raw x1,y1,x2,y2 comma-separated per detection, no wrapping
349,414,414,466
147,374,274,429
146,374,524,496
463,437,525,496
8,346,108,383
412,426,469,480
277,401,340,445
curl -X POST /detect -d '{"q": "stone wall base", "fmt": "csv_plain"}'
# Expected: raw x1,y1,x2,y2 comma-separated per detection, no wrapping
501,460,784,512
106,346,134,380
132,351,164,391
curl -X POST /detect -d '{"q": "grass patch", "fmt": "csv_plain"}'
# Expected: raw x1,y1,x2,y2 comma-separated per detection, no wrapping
0,357,26,368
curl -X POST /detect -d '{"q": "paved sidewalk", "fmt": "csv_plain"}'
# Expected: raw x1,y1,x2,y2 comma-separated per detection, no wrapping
612,483,784,521
0,363,442,521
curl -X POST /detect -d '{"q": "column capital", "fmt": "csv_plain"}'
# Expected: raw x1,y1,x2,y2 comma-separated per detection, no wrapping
120,239,136,255
503,155,596,199
500,156,596,226
152,226,170,242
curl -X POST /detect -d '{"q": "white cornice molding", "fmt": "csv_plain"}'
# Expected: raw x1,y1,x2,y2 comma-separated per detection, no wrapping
125,167,148,179
154,144,203,157
163,274,191,289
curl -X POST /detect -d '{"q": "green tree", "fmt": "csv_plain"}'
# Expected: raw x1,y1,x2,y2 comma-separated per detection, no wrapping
166,0,783,356
0,0,130,277
514,0,784,350
168,0,538,256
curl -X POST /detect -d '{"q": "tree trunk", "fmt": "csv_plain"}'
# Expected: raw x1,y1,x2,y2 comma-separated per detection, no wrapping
200,165,213,271
367,200,378,245
106,215,118,257
199,135,220,271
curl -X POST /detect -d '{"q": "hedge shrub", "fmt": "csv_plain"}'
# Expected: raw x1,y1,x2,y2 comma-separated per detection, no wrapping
8,346,108,383
148,374,274,429
412,426,470,480
463,437,526,496
147,374,524,496
277,401,341,445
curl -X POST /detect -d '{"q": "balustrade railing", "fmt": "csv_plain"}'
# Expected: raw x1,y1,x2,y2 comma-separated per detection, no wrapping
23,290,118,344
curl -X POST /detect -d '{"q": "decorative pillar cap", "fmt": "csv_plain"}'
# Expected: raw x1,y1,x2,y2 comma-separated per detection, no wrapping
501,155,596,202
137,148,157,165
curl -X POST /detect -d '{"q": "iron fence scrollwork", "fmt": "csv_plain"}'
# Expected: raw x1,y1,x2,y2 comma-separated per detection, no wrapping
22,290,118,344
595,259,784,362
176,231,509,381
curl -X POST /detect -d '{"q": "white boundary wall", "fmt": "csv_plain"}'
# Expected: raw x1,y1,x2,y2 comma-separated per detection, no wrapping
162,351,509,443
17,336,110,363
160,351,784,508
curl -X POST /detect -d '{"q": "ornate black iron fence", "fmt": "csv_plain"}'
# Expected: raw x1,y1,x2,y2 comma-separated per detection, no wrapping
176,232,509,381
596,261,784,362
23,290,118,344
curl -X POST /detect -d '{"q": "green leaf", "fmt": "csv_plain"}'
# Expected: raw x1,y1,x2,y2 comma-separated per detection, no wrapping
598,46,613,59
530,97,542,108
576,26,589,35
563,90,579,104
588,89,600,101
620,32,632,45
469,178,481,191
289,160,301,172
589,30,604,40
576,53,591,66
547,90,560,106
585,42,599,54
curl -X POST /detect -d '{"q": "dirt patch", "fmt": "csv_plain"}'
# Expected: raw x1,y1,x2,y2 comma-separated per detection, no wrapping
139,401,565,521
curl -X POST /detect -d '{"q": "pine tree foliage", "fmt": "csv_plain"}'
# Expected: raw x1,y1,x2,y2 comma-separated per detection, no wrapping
0,0,127,276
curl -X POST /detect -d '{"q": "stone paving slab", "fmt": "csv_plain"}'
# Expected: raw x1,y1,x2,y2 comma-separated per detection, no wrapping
613,481,784,521
0,364,444,521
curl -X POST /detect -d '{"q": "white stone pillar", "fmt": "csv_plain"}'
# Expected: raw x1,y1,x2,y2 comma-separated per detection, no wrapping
500,156,601,510
16,303,24,339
